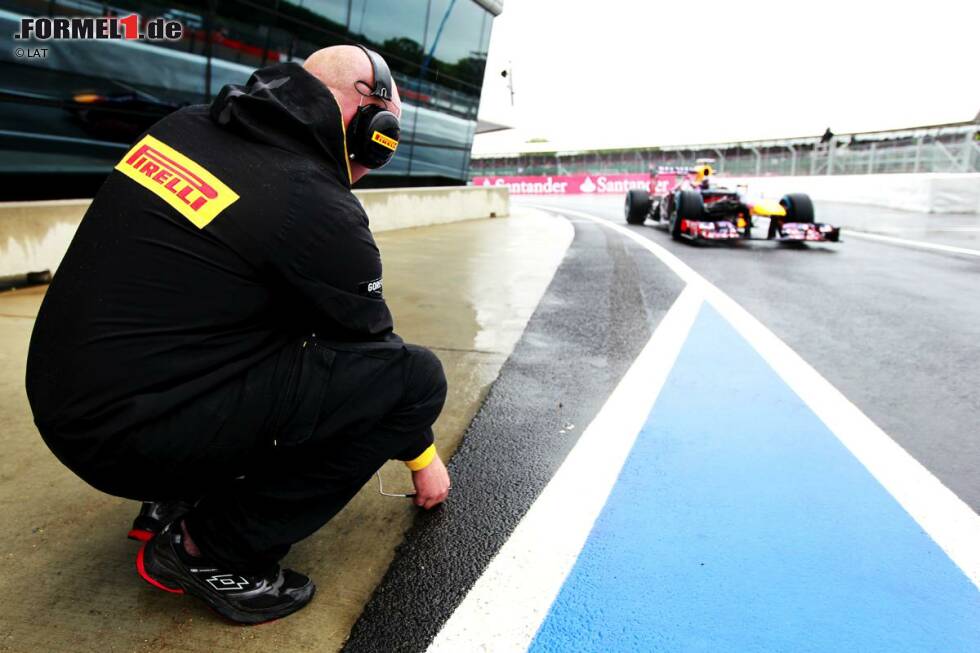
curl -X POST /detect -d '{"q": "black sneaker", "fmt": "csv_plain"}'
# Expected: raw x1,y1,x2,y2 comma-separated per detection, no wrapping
136,526,316,624
128,500,195,542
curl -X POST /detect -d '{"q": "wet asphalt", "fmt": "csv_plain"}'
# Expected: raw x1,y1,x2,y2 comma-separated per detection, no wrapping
343,213,684,652
532,195,980,513
345,196,979,651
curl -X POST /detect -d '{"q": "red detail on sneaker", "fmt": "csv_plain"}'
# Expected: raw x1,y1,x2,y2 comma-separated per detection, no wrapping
136,542,185,595
128,528,153,542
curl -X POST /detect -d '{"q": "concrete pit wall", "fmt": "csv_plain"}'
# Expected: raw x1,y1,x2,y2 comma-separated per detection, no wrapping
355,186,508,231
0,186,509,278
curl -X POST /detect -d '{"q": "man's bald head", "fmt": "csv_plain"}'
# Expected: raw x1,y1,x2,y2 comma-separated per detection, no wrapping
303,45,401,183
302,45,402,127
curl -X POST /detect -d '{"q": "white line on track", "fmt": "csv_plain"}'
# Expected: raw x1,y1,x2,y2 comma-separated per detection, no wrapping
843,229,980,257
427,286,705,653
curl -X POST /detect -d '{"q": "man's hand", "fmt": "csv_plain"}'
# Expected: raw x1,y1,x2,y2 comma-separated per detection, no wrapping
411,453,450,509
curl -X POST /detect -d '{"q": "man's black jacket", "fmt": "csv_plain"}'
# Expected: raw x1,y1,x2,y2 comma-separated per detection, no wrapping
27,63,398,444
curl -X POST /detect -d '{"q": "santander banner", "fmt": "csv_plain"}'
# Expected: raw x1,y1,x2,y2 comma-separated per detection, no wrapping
472,173,650,196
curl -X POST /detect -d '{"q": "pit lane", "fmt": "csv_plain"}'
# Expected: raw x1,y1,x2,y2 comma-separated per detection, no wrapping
530,194,980,512
348,196,980,652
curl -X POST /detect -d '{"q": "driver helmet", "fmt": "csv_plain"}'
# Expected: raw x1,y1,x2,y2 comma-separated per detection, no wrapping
693,164,714,188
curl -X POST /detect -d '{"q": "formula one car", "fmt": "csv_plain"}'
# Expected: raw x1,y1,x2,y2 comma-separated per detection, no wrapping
624,161,840,243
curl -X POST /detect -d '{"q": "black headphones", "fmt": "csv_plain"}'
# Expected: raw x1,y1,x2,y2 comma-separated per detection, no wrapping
346,45,400,169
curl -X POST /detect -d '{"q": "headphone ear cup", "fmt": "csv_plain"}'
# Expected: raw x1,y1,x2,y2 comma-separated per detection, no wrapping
346,107,367,160
347,105,400,169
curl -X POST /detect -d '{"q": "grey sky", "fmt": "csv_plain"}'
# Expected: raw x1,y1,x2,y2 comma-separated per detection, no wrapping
474,0,980,155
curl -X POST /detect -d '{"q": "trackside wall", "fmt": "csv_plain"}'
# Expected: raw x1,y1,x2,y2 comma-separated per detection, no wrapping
473,172,980,214
0,187,509,277
721,173,980,214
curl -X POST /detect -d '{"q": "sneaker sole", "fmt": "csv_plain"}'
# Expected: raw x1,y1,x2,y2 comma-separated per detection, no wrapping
136,538,315,625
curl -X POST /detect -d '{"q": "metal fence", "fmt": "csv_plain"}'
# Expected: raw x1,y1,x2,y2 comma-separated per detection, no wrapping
471,122,980,178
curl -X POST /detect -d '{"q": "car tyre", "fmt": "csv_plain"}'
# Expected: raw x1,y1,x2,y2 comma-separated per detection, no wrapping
625,189,651,225
676,190,705,221
670,190,703,240
668,211,682,240
779,193,815,223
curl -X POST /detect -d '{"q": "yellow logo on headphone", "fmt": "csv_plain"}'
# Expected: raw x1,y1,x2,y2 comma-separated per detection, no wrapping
371,131,399,152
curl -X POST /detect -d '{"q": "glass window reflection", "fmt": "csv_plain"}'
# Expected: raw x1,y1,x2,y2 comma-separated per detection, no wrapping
0,0,497,197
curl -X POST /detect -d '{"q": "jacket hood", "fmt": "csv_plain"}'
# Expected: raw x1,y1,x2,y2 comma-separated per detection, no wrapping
210,62,352,187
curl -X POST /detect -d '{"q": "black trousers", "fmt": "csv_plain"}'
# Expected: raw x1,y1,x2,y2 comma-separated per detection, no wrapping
54,336,447,575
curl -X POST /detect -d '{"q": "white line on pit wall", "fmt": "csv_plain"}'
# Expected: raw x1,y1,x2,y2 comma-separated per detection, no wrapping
843,229,980,258
427,285,705,653
546,206,980,591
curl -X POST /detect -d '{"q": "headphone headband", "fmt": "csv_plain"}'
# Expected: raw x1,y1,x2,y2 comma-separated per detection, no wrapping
347,44,400,170
356,44,393,101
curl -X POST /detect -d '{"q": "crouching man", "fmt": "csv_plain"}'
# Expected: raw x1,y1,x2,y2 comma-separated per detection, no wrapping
25,45,450,624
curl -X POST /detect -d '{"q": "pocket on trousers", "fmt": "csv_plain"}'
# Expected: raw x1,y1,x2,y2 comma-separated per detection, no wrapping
271,337,335,448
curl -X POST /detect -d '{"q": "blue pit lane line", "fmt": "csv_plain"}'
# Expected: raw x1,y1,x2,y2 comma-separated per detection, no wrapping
529,303,979,652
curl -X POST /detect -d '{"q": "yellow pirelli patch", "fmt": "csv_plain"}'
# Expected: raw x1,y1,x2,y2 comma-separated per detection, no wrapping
115,135,239,229
371,131,399,152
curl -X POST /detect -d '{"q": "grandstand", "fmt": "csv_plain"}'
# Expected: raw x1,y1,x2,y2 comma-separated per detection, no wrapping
470,121,980,178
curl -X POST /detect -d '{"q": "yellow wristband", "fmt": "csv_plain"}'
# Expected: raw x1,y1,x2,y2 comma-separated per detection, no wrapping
404,444,437,471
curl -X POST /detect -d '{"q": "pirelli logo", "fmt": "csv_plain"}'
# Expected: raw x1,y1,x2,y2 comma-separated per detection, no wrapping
115,135,239,229
371,131,398,152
